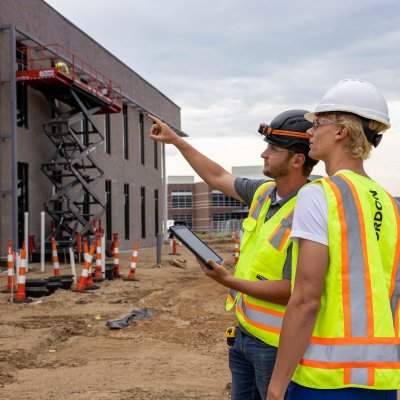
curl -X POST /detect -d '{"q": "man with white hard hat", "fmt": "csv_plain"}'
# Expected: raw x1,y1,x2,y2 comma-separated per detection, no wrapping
267,79,399,400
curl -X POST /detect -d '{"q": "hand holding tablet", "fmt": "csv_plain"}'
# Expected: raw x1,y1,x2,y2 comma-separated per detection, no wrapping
168,225,223,270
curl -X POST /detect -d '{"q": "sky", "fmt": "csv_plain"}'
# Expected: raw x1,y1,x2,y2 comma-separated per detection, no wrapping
45,0,400,194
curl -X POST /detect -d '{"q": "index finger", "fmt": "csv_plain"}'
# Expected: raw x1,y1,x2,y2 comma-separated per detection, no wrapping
147,114,162,125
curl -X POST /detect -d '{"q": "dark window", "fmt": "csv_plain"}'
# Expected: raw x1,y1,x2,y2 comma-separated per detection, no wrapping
212,213,241,231
154,141,158,169
154,189,159,236
171,189,192,208
105,114,111,154
16,83,28,128
17,162,29,247
123,105,129,160
172,214,193,229
141,186,146,238
16,43,28,128
140,113,145,165
212,190,242,207
124,183,130,240
105,180,112,241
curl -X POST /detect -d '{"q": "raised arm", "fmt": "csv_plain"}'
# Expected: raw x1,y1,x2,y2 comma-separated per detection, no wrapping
147,114,241,201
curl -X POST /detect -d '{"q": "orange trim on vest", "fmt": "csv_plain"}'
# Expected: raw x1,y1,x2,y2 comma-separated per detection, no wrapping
396,302,400,338
310,336,400,345
278,228,291,252
300,359,400,369
341,175,374,337
343,368,351,385
236,304,281,335
388,195,400,336
242,295,285,317
227,292,234,303
267,209,294,251
248,183,273,216
368,368,375,386
326,178,351,336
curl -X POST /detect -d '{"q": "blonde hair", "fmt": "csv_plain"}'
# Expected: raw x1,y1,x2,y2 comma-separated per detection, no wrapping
320,112,387,160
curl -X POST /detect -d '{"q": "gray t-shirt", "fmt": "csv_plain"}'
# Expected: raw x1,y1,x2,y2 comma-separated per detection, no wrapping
234,177,295,280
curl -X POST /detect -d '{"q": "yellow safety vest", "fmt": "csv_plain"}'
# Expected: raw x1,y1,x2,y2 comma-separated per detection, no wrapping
292,171,400,389
55,61,69,75
226,181,296,347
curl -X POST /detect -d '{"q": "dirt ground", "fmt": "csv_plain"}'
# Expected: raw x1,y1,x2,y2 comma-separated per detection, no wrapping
0,237,237,400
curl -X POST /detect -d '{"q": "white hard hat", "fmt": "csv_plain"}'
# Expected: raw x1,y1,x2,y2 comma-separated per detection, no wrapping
305,79,390,129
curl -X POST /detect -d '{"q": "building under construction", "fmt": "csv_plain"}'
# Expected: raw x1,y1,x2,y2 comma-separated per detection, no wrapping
0,0,186,255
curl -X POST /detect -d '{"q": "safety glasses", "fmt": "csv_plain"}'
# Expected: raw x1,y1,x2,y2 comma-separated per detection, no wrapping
312,118,338,130
265,144,295,156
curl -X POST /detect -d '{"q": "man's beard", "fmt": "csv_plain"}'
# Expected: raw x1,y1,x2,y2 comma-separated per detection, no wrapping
263,157,291,179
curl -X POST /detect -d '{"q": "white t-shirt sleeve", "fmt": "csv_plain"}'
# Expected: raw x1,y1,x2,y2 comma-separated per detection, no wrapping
290,184,328,246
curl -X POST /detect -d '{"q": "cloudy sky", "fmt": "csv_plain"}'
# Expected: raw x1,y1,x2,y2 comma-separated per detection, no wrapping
45,0,400,194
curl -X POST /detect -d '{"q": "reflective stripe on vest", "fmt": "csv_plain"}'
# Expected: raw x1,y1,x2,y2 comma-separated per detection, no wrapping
236,294,284,333
268,211,294,251
249,184,275,221
304,341,400,364
327,175,373,337
227,184,276,303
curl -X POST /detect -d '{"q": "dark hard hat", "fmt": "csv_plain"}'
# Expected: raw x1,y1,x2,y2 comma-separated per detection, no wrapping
259,110,312,153
258,109,318,167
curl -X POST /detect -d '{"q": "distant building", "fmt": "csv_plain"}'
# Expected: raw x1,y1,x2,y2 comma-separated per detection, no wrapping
0,0,186,253
167,166,266,233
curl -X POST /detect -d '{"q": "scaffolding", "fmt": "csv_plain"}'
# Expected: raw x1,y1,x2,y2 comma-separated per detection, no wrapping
15,43,122,246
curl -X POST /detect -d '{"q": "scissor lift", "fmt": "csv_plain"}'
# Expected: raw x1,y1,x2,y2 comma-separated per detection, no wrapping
16,44,122,246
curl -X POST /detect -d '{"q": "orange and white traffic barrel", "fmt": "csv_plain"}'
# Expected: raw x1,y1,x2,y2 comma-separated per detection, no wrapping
123,240,140,281
51,237,61,276
113,233,121,278
169,238,180,255
93,235,104,282
13,244,32,303
1,241,15,293
74,240,97,292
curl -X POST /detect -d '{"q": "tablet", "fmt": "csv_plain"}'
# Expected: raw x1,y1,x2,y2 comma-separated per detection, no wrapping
168,225,222,270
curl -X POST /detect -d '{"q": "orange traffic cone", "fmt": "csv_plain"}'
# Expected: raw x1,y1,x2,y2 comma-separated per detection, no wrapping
73,240,97,292
92,235,104,282
1,241,15,293
51,237,61,276
112,233,121,278
83,239,100,291
123,240,140,281
169,238,180,255
13,243,32,303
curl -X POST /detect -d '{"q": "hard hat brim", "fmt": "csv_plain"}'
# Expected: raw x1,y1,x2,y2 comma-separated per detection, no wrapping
304,108,391,129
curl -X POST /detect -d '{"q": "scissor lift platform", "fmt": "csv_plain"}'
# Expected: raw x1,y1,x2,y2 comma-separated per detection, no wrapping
16,44,122,246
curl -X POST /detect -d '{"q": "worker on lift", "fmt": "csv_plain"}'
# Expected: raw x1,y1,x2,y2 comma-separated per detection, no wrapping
54,60,69,75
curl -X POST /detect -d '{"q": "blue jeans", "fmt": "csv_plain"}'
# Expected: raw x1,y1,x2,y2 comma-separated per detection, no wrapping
229,329,284,400
288,382,397,400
